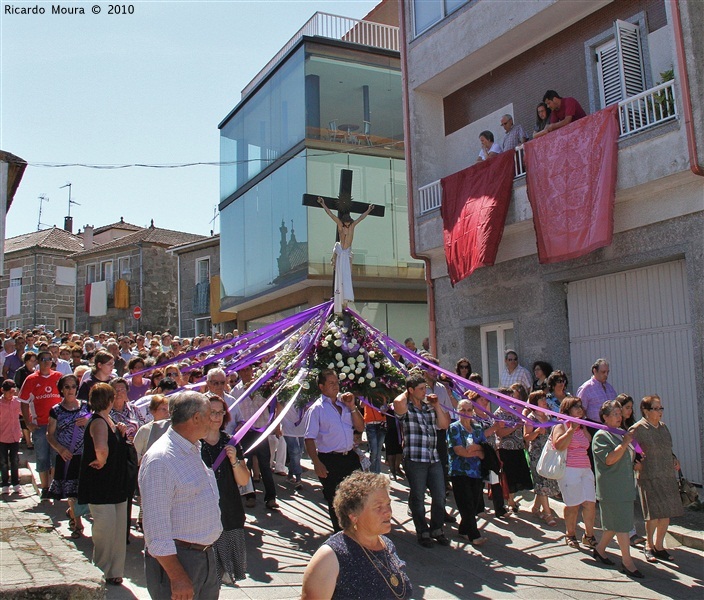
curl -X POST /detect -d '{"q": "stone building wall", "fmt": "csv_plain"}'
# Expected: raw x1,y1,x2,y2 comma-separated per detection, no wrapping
0,251,76,330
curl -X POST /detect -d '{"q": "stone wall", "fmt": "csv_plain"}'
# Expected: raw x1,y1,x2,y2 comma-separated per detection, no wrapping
0,251,76,330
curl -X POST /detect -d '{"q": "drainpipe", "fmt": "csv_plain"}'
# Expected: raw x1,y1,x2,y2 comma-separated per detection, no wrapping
398,0,437,356
671,0,703,176
33,251,38,326
138,242,144,333
176,253,182,336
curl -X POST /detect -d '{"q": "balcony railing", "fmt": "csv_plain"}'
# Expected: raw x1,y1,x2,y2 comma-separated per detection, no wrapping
242,12,400,97
418,81,678,215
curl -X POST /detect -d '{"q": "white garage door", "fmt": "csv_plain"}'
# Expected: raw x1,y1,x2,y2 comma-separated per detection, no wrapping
567,260,702,484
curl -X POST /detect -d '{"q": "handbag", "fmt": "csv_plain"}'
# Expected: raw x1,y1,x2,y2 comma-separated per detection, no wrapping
536,432,566,480
678,469,699,507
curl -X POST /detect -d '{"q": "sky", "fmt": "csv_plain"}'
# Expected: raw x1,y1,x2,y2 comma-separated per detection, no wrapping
0,0,380,239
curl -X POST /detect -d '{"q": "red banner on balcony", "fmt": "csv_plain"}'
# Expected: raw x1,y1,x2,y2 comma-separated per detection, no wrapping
440,151,515,285
524,104,619,264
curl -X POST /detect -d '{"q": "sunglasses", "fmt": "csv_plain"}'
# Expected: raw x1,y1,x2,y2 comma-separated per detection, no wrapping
649,407,665,412
62,384,78,390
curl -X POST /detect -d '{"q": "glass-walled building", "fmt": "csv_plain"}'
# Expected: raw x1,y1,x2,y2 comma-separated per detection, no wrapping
218,14,426,341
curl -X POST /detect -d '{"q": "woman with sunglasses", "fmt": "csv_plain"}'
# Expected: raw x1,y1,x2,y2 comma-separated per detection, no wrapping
545,370,570,413
630,395,683,563
200,394,250,585
46,374,91,537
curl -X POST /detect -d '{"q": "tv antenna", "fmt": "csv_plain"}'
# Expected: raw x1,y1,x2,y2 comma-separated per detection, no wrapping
209,205,219,236
37,194,50,230
60,182,81,216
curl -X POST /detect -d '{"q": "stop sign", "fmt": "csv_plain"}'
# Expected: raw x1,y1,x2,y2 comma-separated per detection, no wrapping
133,306,142,320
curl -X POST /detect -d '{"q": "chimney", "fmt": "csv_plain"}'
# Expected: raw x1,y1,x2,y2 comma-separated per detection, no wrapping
83,225,94,250
64,216,73,233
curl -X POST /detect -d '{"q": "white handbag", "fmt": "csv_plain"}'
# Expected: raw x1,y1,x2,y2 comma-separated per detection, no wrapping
536,432,567,480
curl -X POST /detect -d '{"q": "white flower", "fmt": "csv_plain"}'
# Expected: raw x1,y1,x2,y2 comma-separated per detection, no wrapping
370,381,377,388
368,351,376,358
358,377,365,384
347,357,356,365
334,340,342,347
302,382,310,389
356,355,365,362
339,372,347,380
328,363,335,369
342,366,351,373
334,332,342,339
337,361,344,368
355,368,362,375
366,372,373,379
341,327,348,333
374,362,381,369
321,341,329,347
350,338,358,345
325,335,332,341
335,353,343,361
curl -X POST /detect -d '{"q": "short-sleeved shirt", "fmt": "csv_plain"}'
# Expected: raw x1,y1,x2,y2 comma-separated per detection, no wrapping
0,397,22,443
576,377,617,422
305,395,355,453
447,421,486,478
549,97,586,124
19,371,62,427
397,401,440,463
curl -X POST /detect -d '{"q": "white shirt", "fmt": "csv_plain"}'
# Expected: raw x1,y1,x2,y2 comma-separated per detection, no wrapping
139,427,222,556
500,365,532,393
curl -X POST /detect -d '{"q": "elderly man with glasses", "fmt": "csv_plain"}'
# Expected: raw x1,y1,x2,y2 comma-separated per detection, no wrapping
499,350,532,394
500,114,528,152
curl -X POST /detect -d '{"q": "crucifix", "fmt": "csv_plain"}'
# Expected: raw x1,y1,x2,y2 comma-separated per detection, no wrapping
303,169,385,314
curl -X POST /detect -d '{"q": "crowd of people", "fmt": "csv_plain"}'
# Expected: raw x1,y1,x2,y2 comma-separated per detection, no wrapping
0,325,689,598
476,89,587,161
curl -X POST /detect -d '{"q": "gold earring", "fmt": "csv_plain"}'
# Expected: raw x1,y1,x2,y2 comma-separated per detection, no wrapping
353,522,358,531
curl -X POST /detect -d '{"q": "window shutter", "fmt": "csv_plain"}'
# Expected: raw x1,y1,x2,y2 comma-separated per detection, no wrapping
615,19,646,98
596,40,621,107
596,20,646,108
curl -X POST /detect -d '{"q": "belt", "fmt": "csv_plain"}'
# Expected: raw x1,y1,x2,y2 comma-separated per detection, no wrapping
174,539,212,552
366,421,384,425
320,450,352,456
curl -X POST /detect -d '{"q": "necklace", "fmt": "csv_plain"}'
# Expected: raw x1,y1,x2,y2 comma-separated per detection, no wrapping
349,534,406,599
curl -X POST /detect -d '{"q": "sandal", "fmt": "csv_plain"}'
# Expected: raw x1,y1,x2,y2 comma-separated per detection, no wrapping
565,535,580,548
543,513,558,527
70,527,83,539
531,506,543,517
643,548,658,563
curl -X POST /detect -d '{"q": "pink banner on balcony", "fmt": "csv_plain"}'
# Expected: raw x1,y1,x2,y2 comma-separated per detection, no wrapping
440,151,515,285
524,104,619,264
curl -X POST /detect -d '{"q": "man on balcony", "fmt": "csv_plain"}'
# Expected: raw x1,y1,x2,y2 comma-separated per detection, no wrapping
500,114,528,152
538,90,587,136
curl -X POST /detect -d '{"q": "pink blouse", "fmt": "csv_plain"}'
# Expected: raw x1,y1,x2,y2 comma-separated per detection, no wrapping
565,427,591,468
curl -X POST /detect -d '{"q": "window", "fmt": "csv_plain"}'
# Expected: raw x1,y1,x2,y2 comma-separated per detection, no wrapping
101,260,114,294
7,318,21,329
413,0,469,36
196,258,210,285
480,322,514,388
118,256,130,280
86,264,97,284
195,317,212,336
595,20,646,108
58,317,72,332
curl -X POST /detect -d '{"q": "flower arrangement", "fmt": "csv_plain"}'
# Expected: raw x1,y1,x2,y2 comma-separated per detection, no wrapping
254,311,406,409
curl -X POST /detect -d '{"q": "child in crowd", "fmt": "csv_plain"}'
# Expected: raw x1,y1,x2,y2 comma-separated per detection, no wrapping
0,379,23,494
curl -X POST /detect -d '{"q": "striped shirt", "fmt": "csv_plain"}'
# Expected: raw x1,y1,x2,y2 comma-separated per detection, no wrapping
565,427,592,469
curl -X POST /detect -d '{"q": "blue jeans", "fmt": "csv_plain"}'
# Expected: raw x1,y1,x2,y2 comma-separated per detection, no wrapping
284,436,304,480
404,458,446,538
32,426,51,474
365,423,387,474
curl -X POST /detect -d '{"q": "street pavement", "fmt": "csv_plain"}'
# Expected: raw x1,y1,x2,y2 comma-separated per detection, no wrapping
3,443,703,599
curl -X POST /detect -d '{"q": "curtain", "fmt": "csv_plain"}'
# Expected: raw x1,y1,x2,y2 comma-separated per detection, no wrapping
440,150,516,285
524,105,619,264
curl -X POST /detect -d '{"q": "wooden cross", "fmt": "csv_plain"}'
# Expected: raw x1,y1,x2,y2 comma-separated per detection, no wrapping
302,169,385,220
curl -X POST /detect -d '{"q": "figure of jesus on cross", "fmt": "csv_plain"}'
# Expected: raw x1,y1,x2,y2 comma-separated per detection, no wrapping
303,169,385,313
